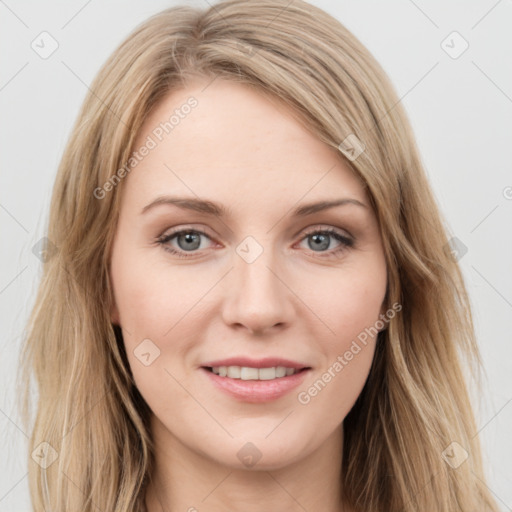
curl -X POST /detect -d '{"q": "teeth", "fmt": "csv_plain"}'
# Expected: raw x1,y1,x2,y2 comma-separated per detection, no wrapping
210,366,300,380
241,367,259,380
275,366,286,378
227,366,241,378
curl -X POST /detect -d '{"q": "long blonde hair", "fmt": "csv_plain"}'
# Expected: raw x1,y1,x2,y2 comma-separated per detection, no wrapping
17,1,499,510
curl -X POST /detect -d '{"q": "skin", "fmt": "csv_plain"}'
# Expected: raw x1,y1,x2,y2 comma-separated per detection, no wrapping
109,77,387,512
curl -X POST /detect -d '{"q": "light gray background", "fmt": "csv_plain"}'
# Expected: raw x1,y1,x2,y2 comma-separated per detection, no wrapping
1,1,511,510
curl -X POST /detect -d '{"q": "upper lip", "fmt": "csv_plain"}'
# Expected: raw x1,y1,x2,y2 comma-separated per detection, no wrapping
201,357,311,370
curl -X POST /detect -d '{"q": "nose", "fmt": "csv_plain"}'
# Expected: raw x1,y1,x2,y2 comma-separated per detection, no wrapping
221,247,295,336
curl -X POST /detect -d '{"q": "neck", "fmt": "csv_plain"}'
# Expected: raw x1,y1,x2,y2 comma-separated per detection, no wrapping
144,415,347,512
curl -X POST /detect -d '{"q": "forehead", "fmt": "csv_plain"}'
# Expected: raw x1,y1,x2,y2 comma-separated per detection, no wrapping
122,78,367,214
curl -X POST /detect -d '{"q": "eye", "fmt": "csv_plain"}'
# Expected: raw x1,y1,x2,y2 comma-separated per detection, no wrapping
156,226,354,259
156,228,213,258
297,227,354,258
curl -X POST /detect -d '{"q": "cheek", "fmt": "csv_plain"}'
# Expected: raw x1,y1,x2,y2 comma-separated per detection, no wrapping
110,242,174,387
307,262,386,346
296,274,383,416
297,259,385,410
111,242,200,335
297,340,376,429
110,242,215,391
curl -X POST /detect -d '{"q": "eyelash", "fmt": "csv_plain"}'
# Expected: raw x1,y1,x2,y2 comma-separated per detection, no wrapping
156,226,354,259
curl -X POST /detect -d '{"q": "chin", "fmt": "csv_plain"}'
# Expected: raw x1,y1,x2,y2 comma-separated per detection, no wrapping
206,435,309,471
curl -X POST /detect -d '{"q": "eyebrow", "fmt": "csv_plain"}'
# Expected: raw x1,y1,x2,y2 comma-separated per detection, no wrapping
140,195,368,217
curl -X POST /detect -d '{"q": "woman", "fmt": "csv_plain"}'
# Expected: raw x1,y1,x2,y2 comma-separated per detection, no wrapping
18,0,499,510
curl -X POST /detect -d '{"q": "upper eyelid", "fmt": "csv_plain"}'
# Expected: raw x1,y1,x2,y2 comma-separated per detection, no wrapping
296,224,353,239
158,224,353,245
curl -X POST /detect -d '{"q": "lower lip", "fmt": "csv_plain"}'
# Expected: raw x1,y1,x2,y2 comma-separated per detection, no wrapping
200,367,311,403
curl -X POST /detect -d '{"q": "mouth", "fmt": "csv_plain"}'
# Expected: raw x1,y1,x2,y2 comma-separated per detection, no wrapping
202,365,311,380
200,364,312,402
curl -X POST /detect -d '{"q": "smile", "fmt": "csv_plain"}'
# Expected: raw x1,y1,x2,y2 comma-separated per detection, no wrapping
207,365,306,380
201,366,311,402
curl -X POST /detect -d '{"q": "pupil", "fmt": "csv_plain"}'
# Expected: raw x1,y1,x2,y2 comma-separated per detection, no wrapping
310,233,329,251
179,232,200,250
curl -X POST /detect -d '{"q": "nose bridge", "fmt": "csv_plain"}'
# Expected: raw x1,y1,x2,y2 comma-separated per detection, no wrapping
222,236,293,333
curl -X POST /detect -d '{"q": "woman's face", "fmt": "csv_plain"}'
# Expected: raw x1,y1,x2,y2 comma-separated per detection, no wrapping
109,78,387,470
